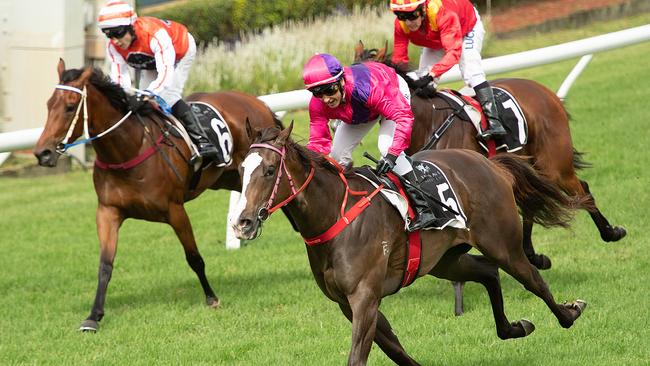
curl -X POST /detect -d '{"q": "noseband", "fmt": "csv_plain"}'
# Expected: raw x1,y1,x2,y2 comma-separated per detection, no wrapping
54,84,132,153
249,143,315,221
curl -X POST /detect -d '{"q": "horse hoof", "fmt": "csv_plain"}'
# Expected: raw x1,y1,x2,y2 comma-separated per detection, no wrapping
79,319,99,333
569,299,587,315
529,254,552,270
206,296,221,309
516,319,535,336
603,226,627,242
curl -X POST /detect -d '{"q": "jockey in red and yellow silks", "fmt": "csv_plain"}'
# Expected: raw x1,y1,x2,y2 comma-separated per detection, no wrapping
389,0,507,139
303,53,437,231
97,0,219,161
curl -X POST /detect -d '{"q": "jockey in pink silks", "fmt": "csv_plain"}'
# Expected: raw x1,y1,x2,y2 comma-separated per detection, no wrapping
302,53,435,231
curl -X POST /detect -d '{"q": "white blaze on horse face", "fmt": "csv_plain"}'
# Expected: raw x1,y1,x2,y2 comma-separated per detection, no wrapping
232,152,264,223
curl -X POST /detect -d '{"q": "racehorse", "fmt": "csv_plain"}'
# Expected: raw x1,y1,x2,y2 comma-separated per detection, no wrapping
354,43,626,314
232,123,588,365
33,59,282,332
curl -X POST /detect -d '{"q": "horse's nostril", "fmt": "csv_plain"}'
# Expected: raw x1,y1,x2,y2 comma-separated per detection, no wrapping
239,219,252,230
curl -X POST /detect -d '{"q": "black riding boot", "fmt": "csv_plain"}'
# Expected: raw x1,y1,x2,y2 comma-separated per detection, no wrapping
401,170,437,232
171,100,220,161
474,82,507,140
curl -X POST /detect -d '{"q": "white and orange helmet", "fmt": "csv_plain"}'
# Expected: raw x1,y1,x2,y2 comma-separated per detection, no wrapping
97,1,137,29
390,0,426,12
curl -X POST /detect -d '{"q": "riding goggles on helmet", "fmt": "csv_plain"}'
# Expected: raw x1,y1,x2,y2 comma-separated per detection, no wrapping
309,82,340,98
394,10,421,21
102,26,129,39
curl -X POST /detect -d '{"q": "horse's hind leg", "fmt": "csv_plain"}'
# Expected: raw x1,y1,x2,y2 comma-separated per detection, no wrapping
522,217,552,269
168,204,219,307
80,204,124,332
431,249,534,339
577,179,627,242
338,303,420,366
481,238,586,329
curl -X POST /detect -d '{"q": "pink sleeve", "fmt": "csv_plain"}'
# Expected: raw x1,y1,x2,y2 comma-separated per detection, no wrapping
306,98,333,155
368,80,414,156
430,11,463,77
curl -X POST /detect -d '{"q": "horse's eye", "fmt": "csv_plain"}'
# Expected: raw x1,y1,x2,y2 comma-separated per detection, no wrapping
65,104,76,113
264,165,276,177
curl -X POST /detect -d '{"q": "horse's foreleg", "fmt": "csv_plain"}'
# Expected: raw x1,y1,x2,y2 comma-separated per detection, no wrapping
346,290,380,366
168,204,219,308
578,179,627,242
431,251,534,339
80,204,123,332
338,303,420,366
522,217,552,269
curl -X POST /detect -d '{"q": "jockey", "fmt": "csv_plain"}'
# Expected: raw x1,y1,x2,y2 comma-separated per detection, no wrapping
303,53,435,231
97,0,219,161
390,0,507,139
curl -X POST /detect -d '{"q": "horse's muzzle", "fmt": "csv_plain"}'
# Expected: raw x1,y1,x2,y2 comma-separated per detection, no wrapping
232,214,262,240
33,147,59,167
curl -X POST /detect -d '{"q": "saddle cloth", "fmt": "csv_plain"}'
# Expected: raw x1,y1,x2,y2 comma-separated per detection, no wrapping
438,88,528,153
187,101,234,167
356,162,467,231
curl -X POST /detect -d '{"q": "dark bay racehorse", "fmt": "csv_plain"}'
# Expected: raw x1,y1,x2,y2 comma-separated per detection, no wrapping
34,59,281,332
232,123,588,365
354,43,626,270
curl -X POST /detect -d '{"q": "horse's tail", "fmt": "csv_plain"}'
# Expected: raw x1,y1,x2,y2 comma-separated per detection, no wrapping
491,155,589,228
572,147,592,171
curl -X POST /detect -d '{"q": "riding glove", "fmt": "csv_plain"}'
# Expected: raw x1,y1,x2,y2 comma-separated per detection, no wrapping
410,74,434,90
375,153,398,176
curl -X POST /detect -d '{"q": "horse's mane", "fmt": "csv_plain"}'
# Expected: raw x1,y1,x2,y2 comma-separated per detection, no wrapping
61,67,154,115
255,127,340,176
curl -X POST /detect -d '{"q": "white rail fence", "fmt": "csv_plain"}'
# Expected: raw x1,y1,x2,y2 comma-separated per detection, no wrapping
1,25,649,248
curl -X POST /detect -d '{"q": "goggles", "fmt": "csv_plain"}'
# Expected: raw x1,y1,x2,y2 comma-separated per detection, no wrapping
309,82,340,98
102,26,129,39
394,10,421,21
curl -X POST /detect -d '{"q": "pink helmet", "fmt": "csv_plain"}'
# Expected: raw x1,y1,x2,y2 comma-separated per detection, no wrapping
97,1,137,29
303,53,344,89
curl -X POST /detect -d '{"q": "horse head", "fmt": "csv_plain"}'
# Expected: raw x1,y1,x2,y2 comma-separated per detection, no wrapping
34,59,95,167
231,121,296,240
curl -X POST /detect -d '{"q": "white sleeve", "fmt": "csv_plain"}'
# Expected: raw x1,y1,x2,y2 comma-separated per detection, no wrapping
106,43,132,89
145,28,176,95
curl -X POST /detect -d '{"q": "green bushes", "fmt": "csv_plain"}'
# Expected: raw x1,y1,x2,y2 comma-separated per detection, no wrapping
145,0,387,44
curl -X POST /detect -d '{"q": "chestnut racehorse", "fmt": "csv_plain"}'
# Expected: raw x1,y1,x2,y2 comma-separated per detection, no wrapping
232,123,588,365
355,43,625,314
34,59,281,332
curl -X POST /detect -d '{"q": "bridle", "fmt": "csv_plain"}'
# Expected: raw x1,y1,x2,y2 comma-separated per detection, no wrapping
249,143,314,221
54,84,132,154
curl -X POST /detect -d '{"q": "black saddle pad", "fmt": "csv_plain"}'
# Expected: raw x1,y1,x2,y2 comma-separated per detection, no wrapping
480,87,528,153
411,160,467,230
189,101,234,166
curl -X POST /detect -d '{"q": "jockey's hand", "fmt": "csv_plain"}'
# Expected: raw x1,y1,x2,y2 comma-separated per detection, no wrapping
375,153,398,176
410,74,434,90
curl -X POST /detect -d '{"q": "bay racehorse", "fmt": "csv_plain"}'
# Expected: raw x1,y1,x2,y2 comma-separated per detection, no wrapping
34,59,282,332
354,42,626,314
232,123,588,365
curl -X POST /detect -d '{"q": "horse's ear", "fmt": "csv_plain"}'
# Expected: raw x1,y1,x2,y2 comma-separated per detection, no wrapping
245,117,258,141
377,40,388,61
354,40,365,62
276,121,294,146
78,66,93,84
57,58,66,79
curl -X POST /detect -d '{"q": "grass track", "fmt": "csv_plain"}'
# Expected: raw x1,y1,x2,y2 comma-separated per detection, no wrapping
1,18,649,366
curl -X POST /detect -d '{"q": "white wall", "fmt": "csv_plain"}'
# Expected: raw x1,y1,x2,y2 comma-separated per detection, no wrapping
0,0,85,133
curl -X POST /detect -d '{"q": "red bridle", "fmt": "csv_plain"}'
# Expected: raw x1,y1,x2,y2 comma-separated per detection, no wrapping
249,143,315,221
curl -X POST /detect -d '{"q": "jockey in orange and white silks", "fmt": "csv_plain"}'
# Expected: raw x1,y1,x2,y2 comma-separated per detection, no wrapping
97,0,219,161
390,0,507,139
303,53,438,232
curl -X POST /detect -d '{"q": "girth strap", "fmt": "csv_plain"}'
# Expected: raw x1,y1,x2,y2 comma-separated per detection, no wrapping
95,134,164,170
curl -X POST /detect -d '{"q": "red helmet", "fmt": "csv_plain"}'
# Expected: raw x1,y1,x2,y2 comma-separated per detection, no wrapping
97,1,137,29
390,0,426,12
302,53,344,89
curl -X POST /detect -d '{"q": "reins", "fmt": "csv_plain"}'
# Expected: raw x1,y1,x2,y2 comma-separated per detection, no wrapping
249,143,383,246
54,84,132,153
